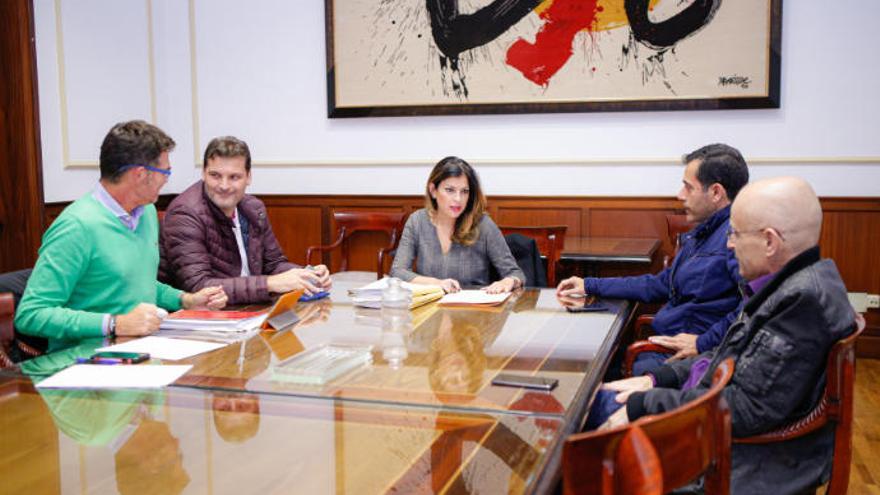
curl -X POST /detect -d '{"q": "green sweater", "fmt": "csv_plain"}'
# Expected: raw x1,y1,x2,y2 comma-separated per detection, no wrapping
15,194,182,350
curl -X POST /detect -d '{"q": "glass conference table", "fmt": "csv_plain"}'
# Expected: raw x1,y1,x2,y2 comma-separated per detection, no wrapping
1,281,632,494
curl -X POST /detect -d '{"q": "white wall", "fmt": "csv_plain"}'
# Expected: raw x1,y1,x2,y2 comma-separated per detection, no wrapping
35,0,880,202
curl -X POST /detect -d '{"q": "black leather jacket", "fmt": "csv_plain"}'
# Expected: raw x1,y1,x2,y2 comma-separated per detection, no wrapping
627,246,856,494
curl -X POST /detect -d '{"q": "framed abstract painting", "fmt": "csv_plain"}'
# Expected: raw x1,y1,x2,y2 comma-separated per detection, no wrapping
325,0,781,117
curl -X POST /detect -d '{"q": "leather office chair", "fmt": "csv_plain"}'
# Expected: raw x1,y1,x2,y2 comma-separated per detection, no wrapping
563,358,734,495
0,269,44,364
625,314,865,495
498,225,567,286
496,233,547,287
305,211,408,279
1,292,16,368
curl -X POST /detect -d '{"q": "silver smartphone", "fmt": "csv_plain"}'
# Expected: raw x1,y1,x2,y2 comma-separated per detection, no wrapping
491,373,558,391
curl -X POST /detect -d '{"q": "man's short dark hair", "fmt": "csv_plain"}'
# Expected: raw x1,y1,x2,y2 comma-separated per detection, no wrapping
100,120,175,183
684,143,749,201
203,136,251,172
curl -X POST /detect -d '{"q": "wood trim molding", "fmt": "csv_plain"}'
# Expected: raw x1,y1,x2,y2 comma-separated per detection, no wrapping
0,0,45,271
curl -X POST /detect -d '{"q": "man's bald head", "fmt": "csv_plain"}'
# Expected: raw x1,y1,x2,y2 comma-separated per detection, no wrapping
730,177,822,277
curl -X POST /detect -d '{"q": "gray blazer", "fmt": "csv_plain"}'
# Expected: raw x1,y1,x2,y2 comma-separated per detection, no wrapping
390,209,525,287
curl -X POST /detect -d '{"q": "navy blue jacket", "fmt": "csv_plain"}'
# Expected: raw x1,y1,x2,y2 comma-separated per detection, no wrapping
584,206,742,353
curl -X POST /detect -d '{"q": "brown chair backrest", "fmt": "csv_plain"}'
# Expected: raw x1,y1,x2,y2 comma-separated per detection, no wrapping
499,225,567,286
563,358,735,495
664,214,694,268
306,211,408,279
1,293,16,368
734,313,866,495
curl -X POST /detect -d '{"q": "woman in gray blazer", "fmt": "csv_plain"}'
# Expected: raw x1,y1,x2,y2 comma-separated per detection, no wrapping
390,157,525,293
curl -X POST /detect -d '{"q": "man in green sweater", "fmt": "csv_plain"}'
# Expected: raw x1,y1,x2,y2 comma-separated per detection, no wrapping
16,120,227,351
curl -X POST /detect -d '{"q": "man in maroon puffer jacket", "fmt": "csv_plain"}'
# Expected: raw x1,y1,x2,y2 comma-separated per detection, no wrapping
159,136,330,304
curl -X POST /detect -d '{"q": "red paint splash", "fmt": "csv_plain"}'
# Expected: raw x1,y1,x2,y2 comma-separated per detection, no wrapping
506,0,601,86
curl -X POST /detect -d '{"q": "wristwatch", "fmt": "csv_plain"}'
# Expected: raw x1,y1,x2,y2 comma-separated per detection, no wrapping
109,314,117,337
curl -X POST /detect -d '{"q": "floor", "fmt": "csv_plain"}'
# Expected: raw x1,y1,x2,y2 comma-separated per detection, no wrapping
851,358,880,494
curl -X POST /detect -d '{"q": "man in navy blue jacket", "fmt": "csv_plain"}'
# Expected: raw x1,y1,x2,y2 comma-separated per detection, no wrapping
557,143,748,375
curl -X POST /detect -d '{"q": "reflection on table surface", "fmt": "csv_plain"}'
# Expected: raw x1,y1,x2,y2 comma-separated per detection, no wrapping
6,283,630,417
178,283,629,415
1,376,563,494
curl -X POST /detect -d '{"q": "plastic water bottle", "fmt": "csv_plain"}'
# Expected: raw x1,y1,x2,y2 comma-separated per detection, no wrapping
381,277,412,309
381,278,412,369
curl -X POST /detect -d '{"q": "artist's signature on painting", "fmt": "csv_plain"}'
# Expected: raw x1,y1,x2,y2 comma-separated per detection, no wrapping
718,75,751,89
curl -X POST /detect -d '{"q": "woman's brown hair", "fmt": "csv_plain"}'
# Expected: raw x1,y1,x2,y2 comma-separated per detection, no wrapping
424,156,487,246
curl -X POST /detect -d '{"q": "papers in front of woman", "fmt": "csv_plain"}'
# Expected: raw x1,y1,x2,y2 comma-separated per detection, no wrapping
438,290,511,307
348,277,444,309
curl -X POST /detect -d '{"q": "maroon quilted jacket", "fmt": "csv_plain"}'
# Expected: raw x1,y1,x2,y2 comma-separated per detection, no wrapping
159,181,298,304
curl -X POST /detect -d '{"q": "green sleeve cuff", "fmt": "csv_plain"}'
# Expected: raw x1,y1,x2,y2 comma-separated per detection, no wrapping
156,282,183,311
79,312,106,336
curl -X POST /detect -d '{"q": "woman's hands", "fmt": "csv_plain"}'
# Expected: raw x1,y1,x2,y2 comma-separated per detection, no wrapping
483,276,520,294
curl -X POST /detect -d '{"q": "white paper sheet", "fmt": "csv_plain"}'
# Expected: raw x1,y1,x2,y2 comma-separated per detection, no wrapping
97,336,227,361
36,364,192,389
439,290,511,306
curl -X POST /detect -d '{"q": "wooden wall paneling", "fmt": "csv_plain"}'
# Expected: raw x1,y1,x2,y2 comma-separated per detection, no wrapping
819,211,880,291
585,202,678,277
819,199,880,357
0,0,44,272
493,206,583,237
262,204,323,266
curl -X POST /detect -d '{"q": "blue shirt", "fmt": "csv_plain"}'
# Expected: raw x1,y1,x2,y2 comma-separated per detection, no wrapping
92,182,145,232
584,205,743,353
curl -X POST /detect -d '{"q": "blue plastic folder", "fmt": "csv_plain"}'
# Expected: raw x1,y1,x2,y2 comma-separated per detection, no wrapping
299,291,330,302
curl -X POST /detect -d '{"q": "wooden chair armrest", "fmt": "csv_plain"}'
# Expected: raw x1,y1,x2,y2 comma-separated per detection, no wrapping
734,397,830,444
377,245,398,280
305,244,332,266
624,341,674,378
635,314,656,341
305,229,348,266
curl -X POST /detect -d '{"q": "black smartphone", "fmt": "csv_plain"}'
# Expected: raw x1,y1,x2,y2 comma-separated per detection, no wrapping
491,373,558,391
88,352,150,364
565,296,611,313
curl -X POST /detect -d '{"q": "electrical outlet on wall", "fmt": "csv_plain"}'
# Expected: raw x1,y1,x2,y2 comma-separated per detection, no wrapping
849,293,869,313
868,294,880,309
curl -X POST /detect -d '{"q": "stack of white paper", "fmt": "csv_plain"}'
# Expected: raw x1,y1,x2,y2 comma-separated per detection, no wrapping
159,311,267,332
36,364,192,389
348,277,444,309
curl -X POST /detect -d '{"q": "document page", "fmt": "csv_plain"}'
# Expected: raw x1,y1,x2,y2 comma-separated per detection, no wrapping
36,364,192,389
439,290,511,306
97,336,227,361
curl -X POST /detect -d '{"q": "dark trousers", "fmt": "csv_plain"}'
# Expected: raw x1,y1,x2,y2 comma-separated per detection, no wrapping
584,389,625,430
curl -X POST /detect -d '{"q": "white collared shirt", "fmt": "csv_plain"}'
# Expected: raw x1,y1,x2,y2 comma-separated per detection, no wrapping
231,208,251,277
